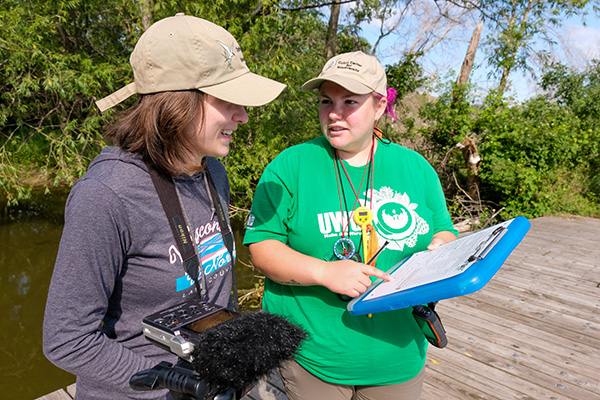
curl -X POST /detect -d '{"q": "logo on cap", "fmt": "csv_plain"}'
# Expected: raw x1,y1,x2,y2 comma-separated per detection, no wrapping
335,60,362,73
218,41,236,69
325,60,337,71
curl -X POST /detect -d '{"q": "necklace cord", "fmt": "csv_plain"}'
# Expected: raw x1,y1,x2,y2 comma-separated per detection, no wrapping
333,151,348,237
333,137,375,249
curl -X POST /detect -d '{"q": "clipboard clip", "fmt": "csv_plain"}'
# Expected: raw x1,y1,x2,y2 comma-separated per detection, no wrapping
467,226,507,263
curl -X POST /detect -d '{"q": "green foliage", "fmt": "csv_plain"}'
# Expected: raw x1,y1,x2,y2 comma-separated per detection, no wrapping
222,5,328,212
2,0,598,223
0,0,140,204
0,0,328,209
539,60,600,199
237,277,265,310
477,96,596,218
477,0,590,92
417,62,599,220
419,82,477,152
385,53,427,100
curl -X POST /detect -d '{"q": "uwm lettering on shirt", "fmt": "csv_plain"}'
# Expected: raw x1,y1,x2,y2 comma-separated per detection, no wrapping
317,211,362,236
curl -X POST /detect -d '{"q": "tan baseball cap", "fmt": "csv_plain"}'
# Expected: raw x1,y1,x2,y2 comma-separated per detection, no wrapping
95,13,286,112
301,51,386,96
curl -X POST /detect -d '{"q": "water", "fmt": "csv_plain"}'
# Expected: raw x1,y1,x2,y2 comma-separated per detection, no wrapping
0,194,259,399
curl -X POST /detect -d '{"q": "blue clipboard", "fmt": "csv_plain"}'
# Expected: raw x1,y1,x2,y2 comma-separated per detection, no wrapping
347,216,531,316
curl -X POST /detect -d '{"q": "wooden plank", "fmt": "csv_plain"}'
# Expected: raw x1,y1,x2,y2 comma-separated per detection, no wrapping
421,215,600,399
507,251,599,281
439,297,600,376
424,345,558,400
492,263,600,310
463,288,600,349
438,306,600,397
35,389,73,400
66,384,76,398
422,360,501,400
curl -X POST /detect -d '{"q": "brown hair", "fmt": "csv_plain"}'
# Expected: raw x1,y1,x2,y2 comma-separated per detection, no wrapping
105,90,205,176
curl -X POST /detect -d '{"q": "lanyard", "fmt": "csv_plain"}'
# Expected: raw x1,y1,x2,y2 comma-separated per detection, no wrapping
332,136,375,238
147,161,237,308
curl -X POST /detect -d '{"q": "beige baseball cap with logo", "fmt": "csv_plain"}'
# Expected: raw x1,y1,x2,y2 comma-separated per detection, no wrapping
95,13,286,112
301,51,386,96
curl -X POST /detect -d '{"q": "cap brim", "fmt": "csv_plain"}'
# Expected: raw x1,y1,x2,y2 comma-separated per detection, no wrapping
201,72,286,107
95,82,137,113
301,76,373,95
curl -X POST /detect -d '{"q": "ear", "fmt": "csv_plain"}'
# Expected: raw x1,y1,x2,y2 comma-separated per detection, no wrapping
374,95,387,121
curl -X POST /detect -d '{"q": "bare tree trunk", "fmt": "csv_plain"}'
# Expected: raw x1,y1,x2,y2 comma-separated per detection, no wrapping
457,19,483,86
139,0,154,31
497,1,532,95
457,136,481,200
498,66,510,94
448,21,483,201
326,0,341,59
452,19,483,104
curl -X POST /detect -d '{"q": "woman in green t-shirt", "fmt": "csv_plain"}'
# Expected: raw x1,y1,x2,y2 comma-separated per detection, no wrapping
244,51,457,400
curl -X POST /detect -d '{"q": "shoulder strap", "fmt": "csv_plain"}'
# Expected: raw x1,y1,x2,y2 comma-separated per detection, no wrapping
204,162,238,310
147,165,205,299
204,166,235,260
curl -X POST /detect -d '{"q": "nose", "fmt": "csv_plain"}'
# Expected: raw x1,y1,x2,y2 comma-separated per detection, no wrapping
234,105,249,124
328,102,342,121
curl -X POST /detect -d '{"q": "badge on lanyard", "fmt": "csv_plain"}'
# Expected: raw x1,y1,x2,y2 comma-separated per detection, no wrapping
353,206,373,263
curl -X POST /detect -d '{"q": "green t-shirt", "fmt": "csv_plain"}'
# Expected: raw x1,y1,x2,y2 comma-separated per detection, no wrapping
244,136,457,385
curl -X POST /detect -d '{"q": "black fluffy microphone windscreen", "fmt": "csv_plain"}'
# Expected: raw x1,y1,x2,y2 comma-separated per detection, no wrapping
189,311,306,392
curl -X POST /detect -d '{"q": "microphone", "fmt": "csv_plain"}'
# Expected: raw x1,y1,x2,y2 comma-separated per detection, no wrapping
189,311,306,392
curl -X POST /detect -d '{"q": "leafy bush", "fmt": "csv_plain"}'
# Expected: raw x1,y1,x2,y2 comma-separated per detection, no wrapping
415,66,599,220
385,53,427,100
1,1,598,221
0,0,328,209
478,96,597,217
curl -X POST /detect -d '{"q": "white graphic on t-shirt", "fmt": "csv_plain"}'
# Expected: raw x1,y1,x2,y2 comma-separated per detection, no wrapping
169,220,232,292
318,211,361,238
370,187,429,251
316,188,428,250
318,211,344,233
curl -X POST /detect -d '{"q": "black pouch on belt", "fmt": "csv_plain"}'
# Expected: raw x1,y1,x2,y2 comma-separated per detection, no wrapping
412,302,448,348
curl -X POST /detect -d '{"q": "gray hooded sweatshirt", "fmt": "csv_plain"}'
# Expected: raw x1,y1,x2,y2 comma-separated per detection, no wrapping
43,147,235,399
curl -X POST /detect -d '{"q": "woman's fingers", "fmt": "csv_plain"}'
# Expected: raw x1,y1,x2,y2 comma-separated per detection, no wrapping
323,261,392,297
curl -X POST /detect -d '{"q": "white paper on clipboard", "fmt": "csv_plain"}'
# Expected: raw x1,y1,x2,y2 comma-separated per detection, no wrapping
363,220,511,301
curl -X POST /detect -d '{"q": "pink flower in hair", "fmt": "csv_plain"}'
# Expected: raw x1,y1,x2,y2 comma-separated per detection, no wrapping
385,87,397,122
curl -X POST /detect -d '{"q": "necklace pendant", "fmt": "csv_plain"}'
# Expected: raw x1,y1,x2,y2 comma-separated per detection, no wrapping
353,206,373,226
333,237,356,260
353,206,373,262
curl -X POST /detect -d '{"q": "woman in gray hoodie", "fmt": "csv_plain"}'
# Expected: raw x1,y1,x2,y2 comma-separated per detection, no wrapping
43,13,285,399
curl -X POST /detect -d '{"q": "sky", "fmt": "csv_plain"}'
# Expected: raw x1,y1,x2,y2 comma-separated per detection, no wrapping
336,2,600,103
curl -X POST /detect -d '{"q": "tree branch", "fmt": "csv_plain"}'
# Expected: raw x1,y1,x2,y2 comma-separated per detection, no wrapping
281,0,356,12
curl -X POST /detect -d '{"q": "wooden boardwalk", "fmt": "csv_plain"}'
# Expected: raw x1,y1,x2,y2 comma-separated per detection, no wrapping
421,215,600,400
37,216,600,400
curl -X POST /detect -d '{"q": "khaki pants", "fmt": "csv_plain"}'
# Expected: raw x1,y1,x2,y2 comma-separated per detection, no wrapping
279,360,424,400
